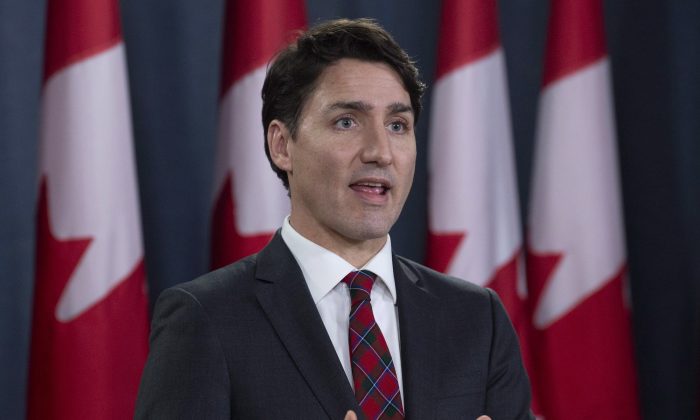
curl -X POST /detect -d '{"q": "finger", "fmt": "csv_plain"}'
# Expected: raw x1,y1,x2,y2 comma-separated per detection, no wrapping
476,416,492,420
344,410,358,420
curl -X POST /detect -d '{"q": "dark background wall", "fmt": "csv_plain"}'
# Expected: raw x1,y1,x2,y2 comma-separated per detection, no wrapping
1,1,698,418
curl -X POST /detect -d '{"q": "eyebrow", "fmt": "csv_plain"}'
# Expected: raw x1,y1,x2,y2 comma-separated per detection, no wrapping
327,101,413,115
387,102,413,115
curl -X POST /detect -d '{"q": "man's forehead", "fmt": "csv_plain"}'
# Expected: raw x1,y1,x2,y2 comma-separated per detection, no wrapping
320,59,404,85
310,59,411,110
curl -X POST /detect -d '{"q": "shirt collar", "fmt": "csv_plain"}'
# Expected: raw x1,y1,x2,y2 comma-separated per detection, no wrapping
280,216,397,305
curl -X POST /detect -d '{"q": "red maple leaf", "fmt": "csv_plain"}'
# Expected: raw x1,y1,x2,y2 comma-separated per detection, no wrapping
210,172,275,269
525,246,639,419
27,178,149,420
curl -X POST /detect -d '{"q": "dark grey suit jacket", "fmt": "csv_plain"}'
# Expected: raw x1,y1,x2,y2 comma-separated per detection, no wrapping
135,232,533,419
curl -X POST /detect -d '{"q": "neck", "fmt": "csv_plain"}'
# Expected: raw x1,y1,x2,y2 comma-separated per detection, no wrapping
336,239,386,268
288,218,387,268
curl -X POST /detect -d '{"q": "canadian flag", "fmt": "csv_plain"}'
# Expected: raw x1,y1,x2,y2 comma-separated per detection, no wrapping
211,0,305,269
526,0,640,418
427,0,529,345
26,0,149,418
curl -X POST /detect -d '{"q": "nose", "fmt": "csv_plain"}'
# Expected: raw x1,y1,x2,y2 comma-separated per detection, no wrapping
360,122,393,167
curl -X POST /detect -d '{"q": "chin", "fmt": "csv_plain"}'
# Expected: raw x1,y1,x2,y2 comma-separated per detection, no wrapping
345,219,394,241
356,229,390,241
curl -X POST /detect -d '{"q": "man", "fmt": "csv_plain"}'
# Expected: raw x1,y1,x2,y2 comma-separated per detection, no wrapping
135,19,533,419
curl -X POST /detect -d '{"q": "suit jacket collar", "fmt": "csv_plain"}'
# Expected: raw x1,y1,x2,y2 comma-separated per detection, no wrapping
255,233,440,419
254,232,359,418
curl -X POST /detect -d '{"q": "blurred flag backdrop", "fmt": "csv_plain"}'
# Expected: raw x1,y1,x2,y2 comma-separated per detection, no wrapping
0,1,698,419
426,0,535,410
526,0,639,418
210,0,304,269
26,0,149,418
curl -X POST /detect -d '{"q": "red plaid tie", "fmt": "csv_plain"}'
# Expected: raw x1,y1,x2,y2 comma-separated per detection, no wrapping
342,270,404,420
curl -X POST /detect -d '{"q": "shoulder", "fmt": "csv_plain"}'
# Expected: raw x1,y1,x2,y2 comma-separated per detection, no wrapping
394,255,494,301
392,255,507,330
157,254,259,309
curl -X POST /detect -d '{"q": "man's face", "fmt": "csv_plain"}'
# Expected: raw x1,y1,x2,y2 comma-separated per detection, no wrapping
279,58,416,251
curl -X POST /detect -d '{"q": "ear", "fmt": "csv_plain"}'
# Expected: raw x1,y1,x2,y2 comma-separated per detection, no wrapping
267,119,293,173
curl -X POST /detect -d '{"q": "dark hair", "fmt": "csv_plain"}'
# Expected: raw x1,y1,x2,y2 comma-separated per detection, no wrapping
261,18,426,190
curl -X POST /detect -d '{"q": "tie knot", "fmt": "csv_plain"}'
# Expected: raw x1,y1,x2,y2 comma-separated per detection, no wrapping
342,270,376,306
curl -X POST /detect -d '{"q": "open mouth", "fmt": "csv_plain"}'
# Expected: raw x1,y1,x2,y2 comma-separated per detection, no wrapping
350,181,390,195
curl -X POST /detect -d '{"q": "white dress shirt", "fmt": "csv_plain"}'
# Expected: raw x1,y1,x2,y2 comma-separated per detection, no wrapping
280,216,404,402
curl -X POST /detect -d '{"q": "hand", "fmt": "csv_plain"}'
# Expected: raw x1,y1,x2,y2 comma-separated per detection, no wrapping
477,416,492,420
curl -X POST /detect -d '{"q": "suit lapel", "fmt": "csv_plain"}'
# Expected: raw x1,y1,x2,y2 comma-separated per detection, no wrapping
395,256,440,420
254,233,359,418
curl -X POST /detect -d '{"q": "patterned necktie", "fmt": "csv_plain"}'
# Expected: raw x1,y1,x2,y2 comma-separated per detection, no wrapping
342,270,404,420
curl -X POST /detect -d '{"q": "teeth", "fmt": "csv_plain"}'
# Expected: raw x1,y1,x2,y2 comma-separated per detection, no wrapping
356,182,384,188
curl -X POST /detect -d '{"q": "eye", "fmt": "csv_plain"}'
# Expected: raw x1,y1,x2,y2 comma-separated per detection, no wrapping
388,121,408,133
334,117,356,129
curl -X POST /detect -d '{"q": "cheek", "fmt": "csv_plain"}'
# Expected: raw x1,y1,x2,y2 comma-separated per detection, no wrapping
295,152,341,189
396,145,417,177
305,147,352,179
